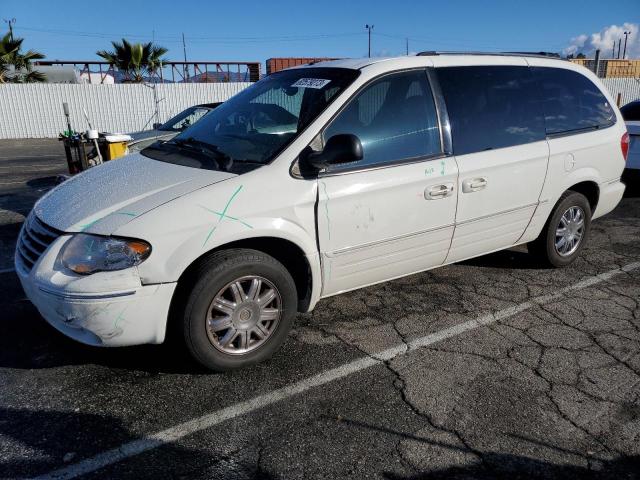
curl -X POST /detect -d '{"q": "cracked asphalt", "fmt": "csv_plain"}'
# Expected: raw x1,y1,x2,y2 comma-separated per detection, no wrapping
1,139,640,479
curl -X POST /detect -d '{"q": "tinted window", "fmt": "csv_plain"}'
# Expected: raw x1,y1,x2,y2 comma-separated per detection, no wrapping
532,67,615,134
621,101,640,121
162,107,210,131
437,66,545,156
324,70,441,170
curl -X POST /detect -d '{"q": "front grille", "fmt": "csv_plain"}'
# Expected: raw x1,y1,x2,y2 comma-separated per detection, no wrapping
17,214,62,272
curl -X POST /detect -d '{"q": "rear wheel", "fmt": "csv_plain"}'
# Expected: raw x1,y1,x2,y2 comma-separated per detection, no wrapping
529,191,592,267
181,249,297,371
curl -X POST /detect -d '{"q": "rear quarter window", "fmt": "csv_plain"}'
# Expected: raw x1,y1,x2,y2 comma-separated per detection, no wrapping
436,66,546,156
532,67,615,135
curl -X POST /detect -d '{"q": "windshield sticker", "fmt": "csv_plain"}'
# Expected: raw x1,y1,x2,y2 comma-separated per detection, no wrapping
292,78,331,89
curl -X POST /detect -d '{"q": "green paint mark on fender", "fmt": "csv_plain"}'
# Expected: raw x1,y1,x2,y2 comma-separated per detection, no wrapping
202,185,245,247
79,211,137,232
79,218,101,232
199,205,253,230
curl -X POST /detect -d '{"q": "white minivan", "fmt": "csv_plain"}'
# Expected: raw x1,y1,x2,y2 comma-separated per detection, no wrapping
16,53,629,370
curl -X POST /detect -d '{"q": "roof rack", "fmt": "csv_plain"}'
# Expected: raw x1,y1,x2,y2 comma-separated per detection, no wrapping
416,51,561,59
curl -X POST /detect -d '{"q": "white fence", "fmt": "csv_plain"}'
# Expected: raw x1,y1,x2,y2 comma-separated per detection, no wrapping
600,77,640,106
0,83,252,139
0,78,639,139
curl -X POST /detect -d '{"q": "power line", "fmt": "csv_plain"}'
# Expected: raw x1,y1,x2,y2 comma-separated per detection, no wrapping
16,25,365,44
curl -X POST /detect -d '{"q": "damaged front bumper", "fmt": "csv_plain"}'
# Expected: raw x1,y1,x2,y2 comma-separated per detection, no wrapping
15,234,176,347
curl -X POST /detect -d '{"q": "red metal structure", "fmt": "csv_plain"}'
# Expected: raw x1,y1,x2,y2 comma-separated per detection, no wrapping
266,57,340,75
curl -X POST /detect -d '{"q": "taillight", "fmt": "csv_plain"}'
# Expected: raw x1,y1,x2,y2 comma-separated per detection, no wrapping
621,132,630,161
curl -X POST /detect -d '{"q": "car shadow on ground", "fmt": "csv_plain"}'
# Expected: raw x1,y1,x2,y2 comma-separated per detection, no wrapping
25,176,59,189
383,456,640,480
458,248,548,270
0,407,274,479
331,417,640,480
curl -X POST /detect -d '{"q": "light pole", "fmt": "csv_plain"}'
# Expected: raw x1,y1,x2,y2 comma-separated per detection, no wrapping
623,31,631,59
365,24,374,58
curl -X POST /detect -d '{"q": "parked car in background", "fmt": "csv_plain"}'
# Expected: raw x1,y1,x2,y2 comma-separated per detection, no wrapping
17,54,628,371
128,102,221,152
621,100,640,183
621,100,640,121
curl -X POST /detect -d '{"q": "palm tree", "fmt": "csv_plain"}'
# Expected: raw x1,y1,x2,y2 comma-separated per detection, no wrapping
0,32,46,83
97,39,168,82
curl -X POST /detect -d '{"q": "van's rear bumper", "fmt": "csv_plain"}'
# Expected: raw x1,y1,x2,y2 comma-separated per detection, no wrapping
593,179,626,220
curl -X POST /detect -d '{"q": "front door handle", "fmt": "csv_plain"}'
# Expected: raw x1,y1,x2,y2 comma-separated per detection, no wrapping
425,183,454,200
462,177,488,193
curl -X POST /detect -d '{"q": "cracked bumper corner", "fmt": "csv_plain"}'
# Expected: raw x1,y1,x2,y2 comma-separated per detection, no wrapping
19,276,176,347
16,249,177,347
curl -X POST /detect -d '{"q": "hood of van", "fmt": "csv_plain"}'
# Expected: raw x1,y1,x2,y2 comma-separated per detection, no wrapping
34,153,235,235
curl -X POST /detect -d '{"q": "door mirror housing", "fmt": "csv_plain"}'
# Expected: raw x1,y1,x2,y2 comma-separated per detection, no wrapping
305,134,363,170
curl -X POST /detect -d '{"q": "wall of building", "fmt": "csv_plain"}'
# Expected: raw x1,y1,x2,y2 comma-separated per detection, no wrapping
570,59,640,78
0,82,251,139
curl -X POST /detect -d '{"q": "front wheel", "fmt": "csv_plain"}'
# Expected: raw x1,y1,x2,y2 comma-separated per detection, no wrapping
181,249,297,371
528,191,592,267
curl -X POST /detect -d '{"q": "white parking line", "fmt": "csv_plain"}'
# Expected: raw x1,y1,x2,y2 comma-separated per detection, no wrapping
33,262,640,480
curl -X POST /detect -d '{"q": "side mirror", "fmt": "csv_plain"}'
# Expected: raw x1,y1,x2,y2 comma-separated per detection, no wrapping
305,134,363,170
152,122,162,130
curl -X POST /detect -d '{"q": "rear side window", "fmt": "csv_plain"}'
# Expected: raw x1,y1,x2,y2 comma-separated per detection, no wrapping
323,69,441,170
437,66,545,156
532,67,615,135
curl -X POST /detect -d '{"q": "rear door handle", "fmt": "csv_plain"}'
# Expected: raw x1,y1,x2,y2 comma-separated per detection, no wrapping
462,177,488,193
425,183,454,200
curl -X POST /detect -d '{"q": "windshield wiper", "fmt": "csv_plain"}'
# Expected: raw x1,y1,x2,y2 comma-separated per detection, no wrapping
232,159,266,165
167,137,234,171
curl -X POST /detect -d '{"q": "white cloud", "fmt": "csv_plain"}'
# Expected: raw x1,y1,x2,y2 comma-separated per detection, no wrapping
563,23,639,58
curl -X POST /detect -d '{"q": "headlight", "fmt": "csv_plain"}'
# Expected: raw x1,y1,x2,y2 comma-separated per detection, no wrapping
61,234,151,275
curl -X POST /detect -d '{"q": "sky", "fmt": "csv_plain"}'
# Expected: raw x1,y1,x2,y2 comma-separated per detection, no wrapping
2,0,639,67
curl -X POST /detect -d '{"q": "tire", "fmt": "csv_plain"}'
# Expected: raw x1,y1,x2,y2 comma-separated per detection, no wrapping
528,191,592,268
181,249,297,371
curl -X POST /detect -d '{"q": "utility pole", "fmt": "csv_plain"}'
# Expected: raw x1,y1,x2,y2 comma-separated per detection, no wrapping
365,24,374,58
612,41,615,58
406,37,409,55
3,18,16,41
617,38,622,59
182,32,189,82
623,31,631,59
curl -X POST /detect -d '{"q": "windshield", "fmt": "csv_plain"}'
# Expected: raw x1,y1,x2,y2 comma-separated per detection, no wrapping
159,106,213,132
141,67,359,171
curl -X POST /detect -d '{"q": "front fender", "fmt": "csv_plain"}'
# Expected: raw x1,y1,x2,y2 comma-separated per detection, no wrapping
113,176,319,285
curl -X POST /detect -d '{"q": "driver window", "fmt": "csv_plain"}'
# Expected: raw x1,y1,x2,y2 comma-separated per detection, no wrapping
173,107,210,130
323,70,441,170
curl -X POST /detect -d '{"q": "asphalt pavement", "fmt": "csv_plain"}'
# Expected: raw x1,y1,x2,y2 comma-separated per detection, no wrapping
1,139,639,479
